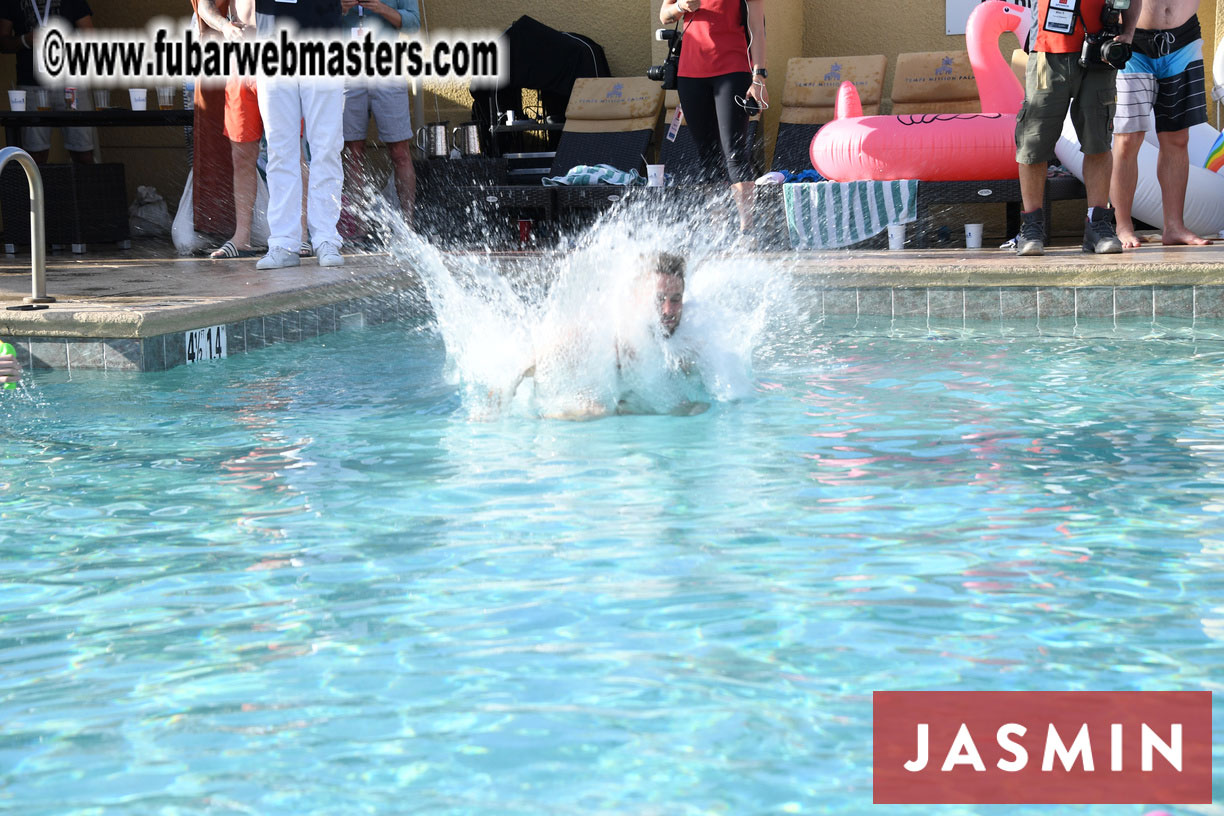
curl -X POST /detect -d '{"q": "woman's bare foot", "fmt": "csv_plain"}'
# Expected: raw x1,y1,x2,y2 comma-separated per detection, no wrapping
1162,227,1210,246
1116,227,1143,249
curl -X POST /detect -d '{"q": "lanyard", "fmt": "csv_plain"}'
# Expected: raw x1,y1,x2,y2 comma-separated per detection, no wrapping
29,0,53,29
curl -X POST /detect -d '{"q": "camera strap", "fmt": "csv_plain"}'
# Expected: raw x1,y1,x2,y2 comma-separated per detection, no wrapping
1043,0,1079,36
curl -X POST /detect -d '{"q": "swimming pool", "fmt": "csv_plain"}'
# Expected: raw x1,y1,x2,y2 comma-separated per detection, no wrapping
2,296,1222,813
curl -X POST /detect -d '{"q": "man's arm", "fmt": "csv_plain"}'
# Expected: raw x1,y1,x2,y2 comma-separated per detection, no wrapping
1117,0,1141,41
357,0,415,31
197,0,245,40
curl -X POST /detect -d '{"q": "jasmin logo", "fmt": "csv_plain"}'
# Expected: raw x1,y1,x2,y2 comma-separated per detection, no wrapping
824,62,842,81
935,56,955,76
873,691,1212,804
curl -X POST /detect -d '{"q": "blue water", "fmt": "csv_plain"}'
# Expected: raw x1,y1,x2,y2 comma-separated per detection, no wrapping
1,319,1222,814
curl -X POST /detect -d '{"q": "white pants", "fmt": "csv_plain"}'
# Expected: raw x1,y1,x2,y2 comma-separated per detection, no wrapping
255,14,343,253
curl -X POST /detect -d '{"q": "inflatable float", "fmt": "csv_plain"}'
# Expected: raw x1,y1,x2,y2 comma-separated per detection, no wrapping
1053,31,1224,236
810,1,1030,181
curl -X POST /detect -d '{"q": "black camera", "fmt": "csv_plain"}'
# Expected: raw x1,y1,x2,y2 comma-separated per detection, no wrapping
647,27,682,90
1079,0,1132,70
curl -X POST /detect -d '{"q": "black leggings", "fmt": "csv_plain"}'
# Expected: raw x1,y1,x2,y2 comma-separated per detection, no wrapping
676,72,754,184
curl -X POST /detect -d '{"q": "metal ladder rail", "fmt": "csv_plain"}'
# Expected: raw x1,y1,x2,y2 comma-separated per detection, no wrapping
0,146,53,304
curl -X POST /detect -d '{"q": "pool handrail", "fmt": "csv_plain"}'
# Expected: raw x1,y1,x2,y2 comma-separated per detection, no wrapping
0,146,52,304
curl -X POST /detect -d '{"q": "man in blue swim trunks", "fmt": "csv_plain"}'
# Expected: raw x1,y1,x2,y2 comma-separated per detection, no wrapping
1109,0,1210,247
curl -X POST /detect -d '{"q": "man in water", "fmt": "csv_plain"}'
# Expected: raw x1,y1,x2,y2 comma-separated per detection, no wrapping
501,251,700,420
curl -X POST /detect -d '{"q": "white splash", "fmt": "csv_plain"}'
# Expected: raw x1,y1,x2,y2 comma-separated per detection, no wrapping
378,197,794,420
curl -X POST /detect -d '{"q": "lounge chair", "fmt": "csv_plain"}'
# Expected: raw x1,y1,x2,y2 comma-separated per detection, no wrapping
771,55,887,173
462,77,664,242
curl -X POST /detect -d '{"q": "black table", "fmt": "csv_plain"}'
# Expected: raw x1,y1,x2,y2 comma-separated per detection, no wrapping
0,109,193,148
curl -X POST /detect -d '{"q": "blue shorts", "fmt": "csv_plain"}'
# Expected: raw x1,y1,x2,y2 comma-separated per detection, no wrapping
1114,21,1208,134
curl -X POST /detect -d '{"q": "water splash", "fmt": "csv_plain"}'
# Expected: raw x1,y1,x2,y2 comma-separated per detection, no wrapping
365,191,798,420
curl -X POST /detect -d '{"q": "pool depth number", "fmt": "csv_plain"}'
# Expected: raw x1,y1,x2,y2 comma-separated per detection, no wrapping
185,325,227,364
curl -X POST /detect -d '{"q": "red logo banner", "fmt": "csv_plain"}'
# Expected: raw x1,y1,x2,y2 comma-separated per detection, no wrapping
873,691,1212,804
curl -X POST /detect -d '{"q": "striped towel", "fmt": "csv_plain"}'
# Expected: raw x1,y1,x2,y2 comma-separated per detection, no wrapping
784,179,918,249
542,164,645,187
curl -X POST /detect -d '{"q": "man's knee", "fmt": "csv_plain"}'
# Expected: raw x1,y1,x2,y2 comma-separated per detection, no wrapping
1112,130,1145,158
1156,129,1190,150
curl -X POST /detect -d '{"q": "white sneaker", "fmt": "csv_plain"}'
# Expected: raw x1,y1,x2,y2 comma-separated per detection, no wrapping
318,242,344,268
256,247,301,270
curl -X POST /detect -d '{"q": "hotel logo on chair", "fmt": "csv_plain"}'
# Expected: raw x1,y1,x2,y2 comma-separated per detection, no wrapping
935,56,954,75
824,63,842,82
607,83,624,99
873,691,1213,804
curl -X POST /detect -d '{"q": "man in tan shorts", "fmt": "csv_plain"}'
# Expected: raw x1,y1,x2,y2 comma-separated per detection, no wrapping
1013,0,1140,255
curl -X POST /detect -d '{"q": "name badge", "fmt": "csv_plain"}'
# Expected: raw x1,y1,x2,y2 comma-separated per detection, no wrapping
1044,0,1077,34
666,105,683,142
352,26,364,39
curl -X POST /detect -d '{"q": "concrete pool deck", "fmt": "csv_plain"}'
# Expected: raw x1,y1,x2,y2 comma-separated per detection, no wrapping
3,237,1224,370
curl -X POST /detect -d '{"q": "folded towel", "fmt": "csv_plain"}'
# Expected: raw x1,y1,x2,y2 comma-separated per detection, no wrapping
542,164,645,187
784,179,918,249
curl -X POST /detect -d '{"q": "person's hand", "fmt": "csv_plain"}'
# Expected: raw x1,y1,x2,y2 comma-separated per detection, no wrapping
747,77,769,110
1113,31,1133,44
677,0,701,12
340,0,360,12
358,0,387,12
220,20,246,42
0,354,22,386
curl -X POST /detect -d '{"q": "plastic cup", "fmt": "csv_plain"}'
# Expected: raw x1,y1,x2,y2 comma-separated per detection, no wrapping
7,90,25,111
887,223,906,250
129,88,147,111
647,164,665,187
34,89,49,111
64,87,77,111
965,222,984,249
93,89,110,109
156,86,174,109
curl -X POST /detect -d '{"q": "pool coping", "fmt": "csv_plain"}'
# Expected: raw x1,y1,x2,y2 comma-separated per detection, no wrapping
5,243,1224,370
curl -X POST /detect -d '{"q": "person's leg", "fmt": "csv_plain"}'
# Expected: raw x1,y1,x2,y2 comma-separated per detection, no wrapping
1013,53,1072,253
1070,59,1123,253
1150,39,1210,245
1110,55,1155,247
341,81,371,199
710,72,755,231
675,76,727,185
386,140,416,223
229,139,261,250
1109,131,1146,247
255,74,304,257
300,78,344,255
368,84,417,222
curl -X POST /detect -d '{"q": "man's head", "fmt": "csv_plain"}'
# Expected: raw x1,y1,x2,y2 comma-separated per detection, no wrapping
653,252,685,337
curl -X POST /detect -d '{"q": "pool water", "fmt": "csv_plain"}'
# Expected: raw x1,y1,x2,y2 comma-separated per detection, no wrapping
2,319,1222,814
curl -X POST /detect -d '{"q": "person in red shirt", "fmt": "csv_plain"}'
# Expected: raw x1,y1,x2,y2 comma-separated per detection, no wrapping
660,0,767,235
1012,0,1140,256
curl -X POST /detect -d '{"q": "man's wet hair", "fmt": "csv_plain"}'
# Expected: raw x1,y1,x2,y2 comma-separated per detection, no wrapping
653,252,686,281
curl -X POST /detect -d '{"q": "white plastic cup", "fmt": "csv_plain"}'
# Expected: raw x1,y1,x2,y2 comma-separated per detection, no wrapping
7,90,25,111
965,222,984,249
93,89,109,109
129,88,147,111
647,164,665,187
887,223,906,250
156,86,174,109
33,89,48,110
